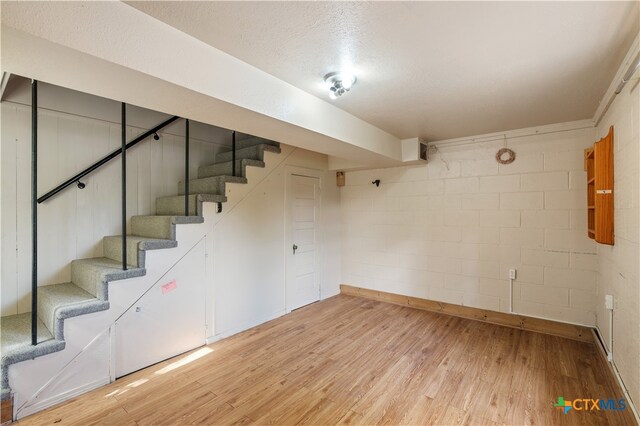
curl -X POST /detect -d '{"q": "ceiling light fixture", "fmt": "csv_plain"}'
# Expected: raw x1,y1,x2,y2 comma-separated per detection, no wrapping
324,72,357,99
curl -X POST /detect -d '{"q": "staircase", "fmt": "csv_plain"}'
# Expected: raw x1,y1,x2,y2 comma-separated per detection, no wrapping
0,136,281,409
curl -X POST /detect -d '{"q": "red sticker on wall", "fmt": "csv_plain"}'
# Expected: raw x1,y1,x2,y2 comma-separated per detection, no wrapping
161,280,177,294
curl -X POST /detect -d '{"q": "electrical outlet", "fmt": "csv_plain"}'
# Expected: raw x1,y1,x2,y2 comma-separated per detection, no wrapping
509,269,517,280
605,294,614,310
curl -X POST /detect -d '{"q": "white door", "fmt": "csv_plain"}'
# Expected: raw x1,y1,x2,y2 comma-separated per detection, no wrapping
115,239,206,377
286,174,321,311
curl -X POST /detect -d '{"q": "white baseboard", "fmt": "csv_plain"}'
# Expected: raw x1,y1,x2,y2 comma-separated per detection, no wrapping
592,327,640,424
206,310,286,345
16,377,110,420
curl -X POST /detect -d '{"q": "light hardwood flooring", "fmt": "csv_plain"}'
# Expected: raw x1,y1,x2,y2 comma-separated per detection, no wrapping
17,295,635,425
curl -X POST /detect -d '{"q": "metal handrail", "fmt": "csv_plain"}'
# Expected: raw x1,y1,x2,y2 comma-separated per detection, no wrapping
37,115,180,204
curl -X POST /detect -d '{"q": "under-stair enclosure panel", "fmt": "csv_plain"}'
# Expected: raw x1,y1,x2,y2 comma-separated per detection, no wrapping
115,238,206,378
1,79,231,317
11,325,111,419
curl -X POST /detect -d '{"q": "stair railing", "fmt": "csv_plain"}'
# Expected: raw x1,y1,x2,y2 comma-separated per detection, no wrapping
31,80,38,345
28,83,243,344
185,119,190,216
121,103,127,271
232,130,236,176
29,100,204,345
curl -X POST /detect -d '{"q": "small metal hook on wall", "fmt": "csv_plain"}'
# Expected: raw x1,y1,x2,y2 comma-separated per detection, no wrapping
372,179,381,187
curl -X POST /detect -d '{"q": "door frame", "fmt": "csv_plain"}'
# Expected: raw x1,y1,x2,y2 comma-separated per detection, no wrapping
284,166,323,313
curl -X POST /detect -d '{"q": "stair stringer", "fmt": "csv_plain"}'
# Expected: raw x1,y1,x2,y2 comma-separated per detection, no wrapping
9,221,209,420
6,144,295,420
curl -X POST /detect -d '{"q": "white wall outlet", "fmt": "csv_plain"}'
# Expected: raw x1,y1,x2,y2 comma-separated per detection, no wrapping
509,269,517,280
605,294,614,310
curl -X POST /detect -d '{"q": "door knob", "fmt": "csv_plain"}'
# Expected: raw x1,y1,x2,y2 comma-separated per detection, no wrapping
293,244,298,254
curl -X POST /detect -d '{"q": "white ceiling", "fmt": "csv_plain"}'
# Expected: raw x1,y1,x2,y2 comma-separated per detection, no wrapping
131,2,637,141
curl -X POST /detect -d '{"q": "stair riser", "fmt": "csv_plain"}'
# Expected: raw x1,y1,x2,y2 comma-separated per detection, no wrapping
235,137,280,150
216,144,281,164
198,159,264,179
177,176,247,196
156,195,200,216
198,161,247,179
215,145,264,163
37,294,57,338
131,216,175,240
103,238,143,267
178,178,226,196
71,265,100,298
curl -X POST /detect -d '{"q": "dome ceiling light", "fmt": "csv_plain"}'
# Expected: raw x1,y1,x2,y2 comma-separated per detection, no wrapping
324,72,357,100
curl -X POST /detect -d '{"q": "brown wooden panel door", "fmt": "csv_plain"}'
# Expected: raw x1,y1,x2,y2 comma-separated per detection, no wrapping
594,126,614,245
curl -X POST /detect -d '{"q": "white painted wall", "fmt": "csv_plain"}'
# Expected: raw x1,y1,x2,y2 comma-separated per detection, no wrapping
209,148,342,340
595,72,640,406
341,125,599,326
1,80,231,316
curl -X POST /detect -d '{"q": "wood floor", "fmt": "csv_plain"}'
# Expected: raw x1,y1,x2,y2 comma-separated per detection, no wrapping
17,295,635,425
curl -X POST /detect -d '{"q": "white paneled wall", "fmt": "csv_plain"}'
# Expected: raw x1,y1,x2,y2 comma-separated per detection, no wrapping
596,78,640,405
341,127,598,325
1,81,231,316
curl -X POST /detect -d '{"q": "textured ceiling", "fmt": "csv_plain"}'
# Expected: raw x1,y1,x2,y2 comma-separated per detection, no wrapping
128,1,639,141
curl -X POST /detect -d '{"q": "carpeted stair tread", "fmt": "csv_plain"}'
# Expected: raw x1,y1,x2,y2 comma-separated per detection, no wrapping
177,175,247,196
103,235,178,267
234,136,280,150
71,257,145,300
131,215,204,240
198,159,265,179
215,143,281,164
156,194,226,216
38,283,109,339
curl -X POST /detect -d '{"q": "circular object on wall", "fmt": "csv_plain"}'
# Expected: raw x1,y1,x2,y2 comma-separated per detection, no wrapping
496,148,516,165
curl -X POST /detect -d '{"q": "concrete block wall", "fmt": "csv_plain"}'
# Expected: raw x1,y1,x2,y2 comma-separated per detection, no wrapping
596,76,639,406
341,126,598,325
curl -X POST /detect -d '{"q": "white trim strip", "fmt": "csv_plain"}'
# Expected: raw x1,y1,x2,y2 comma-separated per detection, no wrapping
428,119,594,150
593,33,640,127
